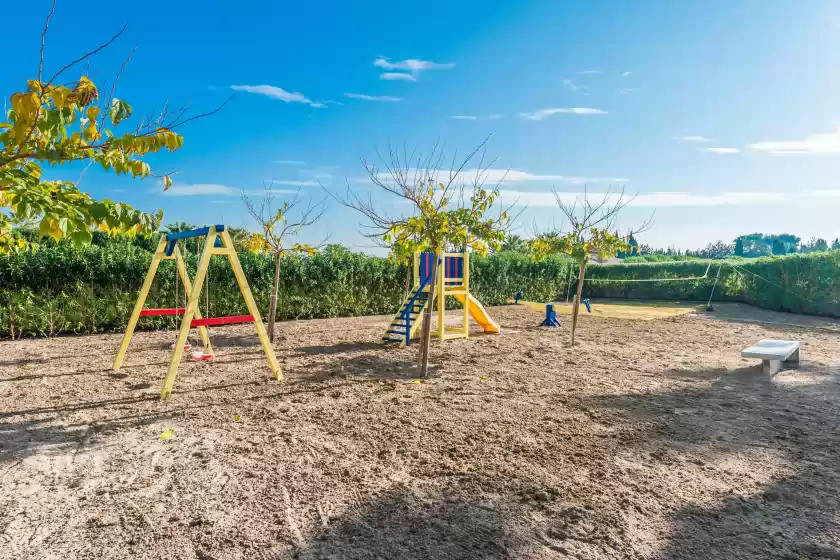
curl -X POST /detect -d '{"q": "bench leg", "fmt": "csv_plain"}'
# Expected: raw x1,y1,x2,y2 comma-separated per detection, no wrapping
784,347,800,367
763,359,782,375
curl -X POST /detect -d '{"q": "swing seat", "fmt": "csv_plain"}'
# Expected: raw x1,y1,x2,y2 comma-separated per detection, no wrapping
140,308,186,317
171,342,192,351
190,315,254,327
190,350,214,361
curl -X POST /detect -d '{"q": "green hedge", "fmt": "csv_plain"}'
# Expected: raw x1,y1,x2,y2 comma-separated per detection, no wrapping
1,243,839,338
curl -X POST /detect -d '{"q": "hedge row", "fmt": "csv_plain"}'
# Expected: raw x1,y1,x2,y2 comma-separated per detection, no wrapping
1,241,838,338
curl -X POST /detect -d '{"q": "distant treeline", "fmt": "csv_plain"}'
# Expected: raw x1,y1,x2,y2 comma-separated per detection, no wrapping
499,232,840,263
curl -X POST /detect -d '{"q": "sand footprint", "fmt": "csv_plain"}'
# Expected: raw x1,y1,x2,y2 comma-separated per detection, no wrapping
209,472,229,494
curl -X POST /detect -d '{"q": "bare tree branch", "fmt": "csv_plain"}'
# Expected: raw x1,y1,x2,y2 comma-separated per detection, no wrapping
45,23,128,87
242,182,327,253
38,0,57,82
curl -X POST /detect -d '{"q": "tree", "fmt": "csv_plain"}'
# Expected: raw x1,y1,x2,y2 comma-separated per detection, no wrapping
694,241,733,259
814,238,828,252
0,4,228,253
500,234,526,252
734,233,772,258
832,238,840,251
242,185,324,342
616,232,639,258
531,187,650,345
776,233,800,253
337,139,515,377
771,238,787,256
226,226,251,251
164,221,198,234
801,237,829,253
628,233,639,255
734,237,744,257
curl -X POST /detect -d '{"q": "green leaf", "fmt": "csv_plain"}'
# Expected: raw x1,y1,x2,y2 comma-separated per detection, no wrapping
69,230,92,248
109,99,133,125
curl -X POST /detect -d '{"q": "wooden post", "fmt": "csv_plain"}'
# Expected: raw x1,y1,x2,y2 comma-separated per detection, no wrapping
220,230,282,381
566,264,574,302
571,260,587,346
437,253,445,342
419,251,439,377
268,252,281,342
462,251,470,338
113,236,167,370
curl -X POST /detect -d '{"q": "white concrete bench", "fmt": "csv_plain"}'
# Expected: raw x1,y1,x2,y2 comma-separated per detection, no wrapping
741,339,801,375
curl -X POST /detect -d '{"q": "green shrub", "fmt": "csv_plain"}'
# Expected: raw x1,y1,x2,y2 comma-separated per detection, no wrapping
1,242,839,338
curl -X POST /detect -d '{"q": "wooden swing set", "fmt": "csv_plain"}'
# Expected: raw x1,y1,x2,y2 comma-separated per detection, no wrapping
112,225,281,399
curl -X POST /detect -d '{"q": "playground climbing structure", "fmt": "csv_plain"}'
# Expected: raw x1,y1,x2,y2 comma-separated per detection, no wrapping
383,251,500,348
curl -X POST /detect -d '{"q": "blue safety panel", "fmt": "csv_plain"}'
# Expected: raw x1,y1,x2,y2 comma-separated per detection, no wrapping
445,255,464,279
419,252,435,283
164,225,225,256
420,253,466,283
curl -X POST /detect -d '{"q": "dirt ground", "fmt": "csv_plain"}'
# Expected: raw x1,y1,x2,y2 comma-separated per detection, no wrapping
1,303,839,560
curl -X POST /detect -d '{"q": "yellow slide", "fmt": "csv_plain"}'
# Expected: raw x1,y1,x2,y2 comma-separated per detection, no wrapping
453,293,500,333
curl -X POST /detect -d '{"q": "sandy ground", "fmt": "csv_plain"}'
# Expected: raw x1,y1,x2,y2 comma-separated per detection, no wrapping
1,303,839,560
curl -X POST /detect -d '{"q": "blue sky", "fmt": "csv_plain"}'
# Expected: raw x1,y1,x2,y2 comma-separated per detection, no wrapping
7,0,840,251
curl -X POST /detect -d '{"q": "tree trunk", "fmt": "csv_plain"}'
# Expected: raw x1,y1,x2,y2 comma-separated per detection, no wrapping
404,265,411,299
268,252,281,342
419,252,439,377
571,260,587,346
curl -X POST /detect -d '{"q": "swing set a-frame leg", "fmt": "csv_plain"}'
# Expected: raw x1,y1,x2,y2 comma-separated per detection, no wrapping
161,228,216,399
173,245,212,354
114,237,167,371
219,230,282,381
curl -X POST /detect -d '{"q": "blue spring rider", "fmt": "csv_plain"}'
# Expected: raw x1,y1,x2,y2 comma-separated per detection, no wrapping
513,289,591,328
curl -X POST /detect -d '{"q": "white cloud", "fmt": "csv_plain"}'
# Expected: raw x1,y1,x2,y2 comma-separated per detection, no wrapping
230,85,324,107
163,183,240,196
520,107,607,120
621,71,632,77
271,179,320,187
673,135,715,143
373,57,455,73
344,93,403,102
563,78,581,92
449,114,503,121
618,88,634,95
273,160,306,165
473,170,627,184
380,72,417,82
576,70,602,75
358,169,627,185
749,128,840,154
498,189,839,207
699,147,740,154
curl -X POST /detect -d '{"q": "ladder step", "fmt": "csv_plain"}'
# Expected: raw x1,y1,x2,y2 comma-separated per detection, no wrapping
386,329,407,335
382,337,403,343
